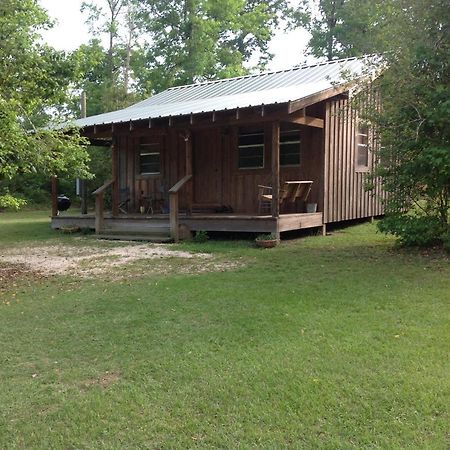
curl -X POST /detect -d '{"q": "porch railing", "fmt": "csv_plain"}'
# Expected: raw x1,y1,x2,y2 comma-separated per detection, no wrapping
92,179,114,234
168,174,192,242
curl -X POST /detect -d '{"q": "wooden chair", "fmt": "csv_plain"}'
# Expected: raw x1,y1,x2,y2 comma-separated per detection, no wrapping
258,181,313,214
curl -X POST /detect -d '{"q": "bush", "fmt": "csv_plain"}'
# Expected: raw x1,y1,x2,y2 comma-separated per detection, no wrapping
378,214,447,247
0,193,27,210
193,230,209,243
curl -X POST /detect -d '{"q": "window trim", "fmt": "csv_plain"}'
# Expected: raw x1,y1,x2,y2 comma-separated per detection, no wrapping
280,130,301,167
355,124,370,172
138,142,161,176
238,131,265,170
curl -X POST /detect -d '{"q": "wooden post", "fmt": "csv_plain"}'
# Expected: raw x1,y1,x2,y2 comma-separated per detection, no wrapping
185,131,193,216
51,175,58,217
80,91,88,215
111,143,119,216
95,192,104,234
271,121,280,239
169,192,179,242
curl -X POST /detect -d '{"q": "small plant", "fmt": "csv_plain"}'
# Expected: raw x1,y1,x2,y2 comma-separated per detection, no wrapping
255,233,279,248
193,230,209,243
255,233,277,241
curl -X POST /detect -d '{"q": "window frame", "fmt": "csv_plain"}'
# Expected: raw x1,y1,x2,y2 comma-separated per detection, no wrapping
237,130,265,170
138,141,161,176
280,130,301,167
355,123,370,172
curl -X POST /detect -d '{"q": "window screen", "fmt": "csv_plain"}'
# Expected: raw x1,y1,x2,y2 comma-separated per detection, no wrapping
280,130,300,166
139,143,160,174
238,131,264,169
356,125,369,168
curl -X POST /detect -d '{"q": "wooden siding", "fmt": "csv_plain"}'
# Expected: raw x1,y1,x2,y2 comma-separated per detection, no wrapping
114,120,324,216
323,96,385,223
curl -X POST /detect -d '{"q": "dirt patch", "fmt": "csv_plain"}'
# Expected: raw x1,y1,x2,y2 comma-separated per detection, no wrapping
0,262,49,301
0,242,241,279
81,371,121,390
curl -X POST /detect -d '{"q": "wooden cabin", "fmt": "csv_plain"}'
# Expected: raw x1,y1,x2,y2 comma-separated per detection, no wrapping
51,56,384,241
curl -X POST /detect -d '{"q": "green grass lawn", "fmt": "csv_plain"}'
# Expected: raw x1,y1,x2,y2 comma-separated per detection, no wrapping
0,211,449,449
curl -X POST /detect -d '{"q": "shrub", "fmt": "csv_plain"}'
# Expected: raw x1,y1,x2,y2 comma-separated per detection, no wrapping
0,193,27,210
378,214,447,247
193,230,209,243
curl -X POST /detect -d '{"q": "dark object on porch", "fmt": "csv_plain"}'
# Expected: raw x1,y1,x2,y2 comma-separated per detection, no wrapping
118,187,130,214
214,205,234,214
57,195,71,213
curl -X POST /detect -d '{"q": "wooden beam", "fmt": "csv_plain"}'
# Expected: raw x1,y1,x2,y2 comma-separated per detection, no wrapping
271,121,280,228
51,176,58,217
185,131,193,216
111,142,119,216
94,192,104,234
169,193,179,242
287,85,351,113
284,115,324,128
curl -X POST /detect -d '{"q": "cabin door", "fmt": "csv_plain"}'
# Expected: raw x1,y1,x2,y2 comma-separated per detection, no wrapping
193,129,223,206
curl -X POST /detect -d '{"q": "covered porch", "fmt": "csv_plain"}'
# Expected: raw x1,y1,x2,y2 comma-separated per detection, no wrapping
52,101,327,241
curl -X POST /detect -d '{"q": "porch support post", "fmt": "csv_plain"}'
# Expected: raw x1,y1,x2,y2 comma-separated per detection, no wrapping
51,175,58,217
185,130,193,216
111,142,119,216
271,121,280,239
79,91,88,215
95,192,104,234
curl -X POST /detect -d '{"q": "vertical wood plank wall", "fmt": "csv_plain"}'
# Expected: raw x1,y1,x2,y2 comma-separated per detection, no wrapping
114,122,324,215
323,97,385,224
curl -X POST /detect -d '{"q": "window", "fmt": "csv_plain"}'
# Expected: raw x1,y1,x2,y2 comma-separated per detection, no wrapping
139,142,160,174
238,131,264,169
280,130,300,166
356,124,369,170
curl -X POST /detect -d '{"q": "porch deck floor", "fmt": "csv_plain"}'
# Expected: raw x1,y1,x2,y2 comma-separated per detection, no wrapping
51,211,323,234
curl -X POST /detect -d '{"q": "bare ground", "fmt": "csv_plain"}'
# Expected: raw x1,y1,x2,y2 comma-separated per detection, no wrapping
0,241,241,279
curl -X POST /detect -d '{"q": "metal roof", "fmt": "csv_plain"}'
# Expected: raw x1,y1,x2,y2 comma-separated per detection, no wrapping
74,56,373,128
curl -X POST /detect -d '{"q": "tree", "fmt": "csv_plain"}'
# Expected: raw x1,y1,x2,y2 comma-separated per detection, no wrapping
290,0,386,60
134,0,287,93
367,0,450,247
76,0,141,114
292,0,449,247
0,0,90,209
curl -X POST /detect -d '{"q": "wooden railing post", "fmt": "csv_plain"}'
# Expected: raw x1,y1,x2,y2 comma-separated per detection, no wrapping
95,192,104,234
169,192,179,242
168,174,192,242
92,179,114,235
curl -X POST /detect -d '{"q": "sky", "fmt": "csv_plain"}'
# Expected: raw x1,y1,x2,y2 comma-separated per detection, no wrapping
38,0,313,72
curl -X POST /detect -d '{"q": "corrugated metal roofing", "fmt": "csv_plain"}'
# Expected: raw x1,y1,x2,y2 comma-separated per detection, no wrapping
75,56,373,128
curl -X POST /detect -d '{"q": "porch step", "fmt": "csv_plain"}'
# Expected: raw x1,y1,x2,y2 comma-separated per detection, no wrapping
96,234,172,243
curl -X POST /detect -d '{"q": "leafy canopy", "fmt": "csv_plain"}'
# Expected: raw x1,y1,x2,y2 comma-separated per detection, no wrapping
0,0,90,209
